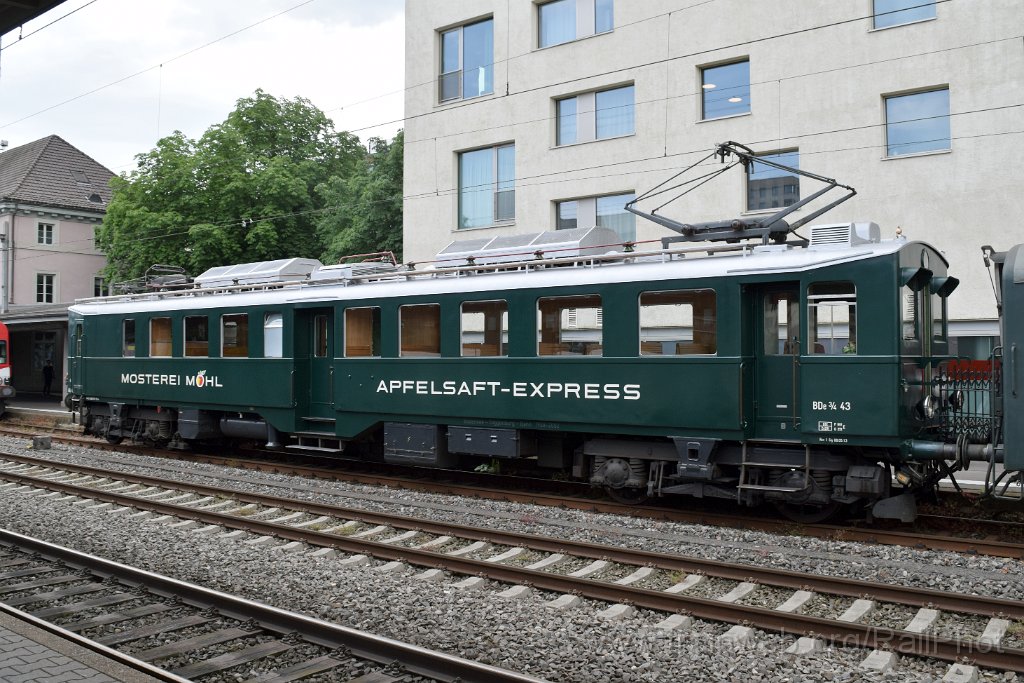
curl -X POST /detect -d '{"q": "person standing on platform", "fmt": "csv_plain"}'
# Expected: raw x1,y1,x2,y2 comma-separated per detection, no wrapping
42,360,54,399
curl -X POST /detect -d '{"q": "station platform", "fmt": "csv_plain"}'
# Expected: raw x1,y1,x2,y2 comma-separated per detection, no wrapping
0,603,172,683
3,393,75,426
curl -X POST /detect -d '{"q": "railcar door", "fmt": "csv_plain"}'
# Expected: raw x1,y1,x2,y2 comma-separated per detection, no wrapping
753,283,802,440
296,308,335,429
68,321,83,401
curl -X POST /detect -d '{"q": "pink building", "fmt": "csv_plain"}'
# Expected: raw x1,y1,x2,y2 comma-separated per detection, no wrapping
0,135,114,398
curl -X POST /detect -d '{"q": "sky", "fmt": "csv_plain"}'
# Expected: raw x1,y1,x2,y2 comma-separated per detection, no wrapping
0,0,406,175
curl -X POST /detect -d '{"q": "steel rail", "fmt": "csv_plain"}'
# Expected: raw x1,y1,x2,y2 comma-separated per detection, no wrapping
1,428,1021,559
2,453,1022,621
2,464,1024,672
0,529,547,683
0,601,190,683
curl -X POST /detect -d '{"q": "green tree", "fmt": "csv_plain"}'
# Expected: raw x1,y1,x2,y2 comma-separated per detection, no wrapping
98,89,367,282
315,130,404,264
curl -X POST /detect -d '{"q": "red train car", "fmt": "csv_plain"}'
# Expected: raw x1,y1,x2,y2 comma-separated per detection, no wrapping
0,321,15,414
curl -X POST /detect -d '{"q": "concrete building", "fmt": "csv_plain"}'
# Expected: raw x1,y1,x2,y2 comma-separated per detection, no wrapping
403,0,1022,357
0,135,114,397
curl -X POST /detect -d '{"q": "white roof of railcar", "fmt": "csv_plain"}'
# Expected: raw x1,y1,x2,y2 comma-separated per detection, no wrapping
70,234,920,317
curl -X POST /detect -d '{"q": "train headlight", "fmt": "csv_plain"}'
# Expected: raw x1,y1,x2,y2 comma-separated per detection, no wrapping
916,395,937,420
0,386,14,398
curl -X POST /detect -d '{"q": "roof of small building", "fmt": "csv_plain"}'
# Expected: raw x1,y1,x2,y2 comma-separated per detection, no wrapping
0,135,115,213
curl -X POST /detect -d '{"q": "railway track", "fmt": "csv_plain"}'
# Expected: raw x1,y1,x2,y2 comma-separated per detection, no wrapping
1,421,1022,560
1,451,1022,675
0,529,545,682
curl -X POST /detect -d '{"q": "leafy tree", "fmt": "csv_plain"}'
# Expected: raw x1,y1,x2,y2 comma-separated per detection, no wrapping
98,89,369,282
315,130,404,264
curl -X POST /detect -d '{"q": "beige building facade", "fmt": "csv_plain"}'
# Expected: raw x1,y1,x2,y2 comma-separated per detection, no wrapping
403,0,1023,354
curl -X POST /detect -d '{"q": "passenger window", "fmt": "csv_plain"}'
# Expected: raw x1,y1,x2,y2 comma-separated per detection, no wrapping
123,320,136,357
902,288,919,341
639,289,716,355
461,300,508,357
538,295,602,356
184,316,209,357
314,314,329,358
345,307,381,357
264,313,283,358
0,340,7,364
764,291,799,355
150,317,172,357
932,292,946,341
808,283,857,355
222,314,249,357
400,304,441,357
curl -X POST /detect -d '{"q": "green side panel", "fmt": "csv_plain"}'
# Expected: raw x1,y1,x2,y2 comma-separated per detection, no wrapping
334,358,745,439
800,357,900,444
79,358,295,413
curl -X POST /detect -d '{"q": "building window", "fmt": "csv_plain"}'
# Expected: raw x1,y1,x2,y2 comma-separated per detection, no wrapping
747,150,800,211
345,307,381,357
555,192,636,241
639,290,717,356
264,313,283,358
123,320,136,357
93,276,108,297
461,300,508,357
538,295,602,356
222,314,249,357
400,304,441,357
808,283,857,355
557,84,634,145
150,317,172,357
884,88,950,157
873,0,935,29
36,274,55,303
539,0,613,48
439,18,494,103
459,144,515,228
185,316,209,357
37,222,54,245
701,60,750,120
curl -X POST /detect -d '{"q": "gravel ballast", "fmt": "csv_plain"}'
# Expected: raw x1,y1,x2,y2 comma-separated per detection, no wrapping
0,437,1021,681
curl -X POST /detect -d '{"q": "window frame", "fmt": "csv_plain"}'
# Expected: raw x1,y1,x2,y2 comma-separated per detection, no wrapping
883,87,951,158
554,192,637,241
93,276,108,298
400,304,442,358
36,273,56,304
745,150,800,212
439,17,494,103
122,319,136,358
221,313,250,358
460,299,509,357
150,317,173,358
264,312,284,359
807,282,858,355
458,143,515,229
872,0,937,29
537,294,603,357
638,289,718,356
556,83,635,146
344,306,382,358
538,0,614,49
184,315,209,358
700,59,751,121
37,222,55,246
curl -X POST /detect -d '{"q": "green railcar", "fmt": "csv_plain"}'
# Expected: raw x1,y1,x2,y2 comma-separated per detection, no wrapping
67,220,1021,522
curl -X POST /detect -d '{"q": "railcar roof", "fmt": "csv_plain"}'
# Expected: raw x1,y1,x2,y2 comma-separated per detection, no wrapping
70,238,917,316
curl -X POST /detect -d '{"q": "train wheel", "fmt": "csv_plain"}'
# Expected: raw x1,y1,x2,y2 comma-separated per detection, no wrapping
605,486,650,505
105,434,123,445
773,500,844,524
